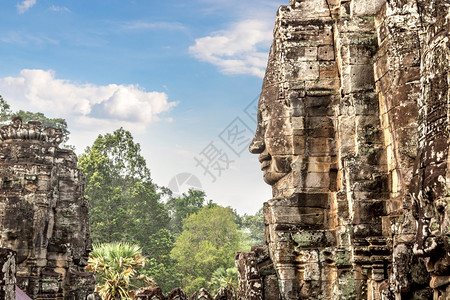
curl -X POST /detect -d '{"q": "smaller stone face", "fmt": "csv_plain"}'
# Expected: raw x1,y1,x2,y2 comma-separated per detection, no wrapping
0,118,95,299
0,117,63,145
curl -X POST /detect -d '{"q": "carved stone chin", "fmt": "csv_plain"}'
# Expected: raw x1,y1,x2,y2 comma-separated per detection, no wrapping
260,155,292,186
263,170,289,186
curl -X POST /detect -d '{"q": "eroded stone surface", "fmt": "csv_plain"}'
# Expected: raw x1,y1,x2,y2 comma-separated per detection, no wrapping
134,287,236,300
0,248,16,299
235,246,280,300
0,117,95,299
243,0,450,299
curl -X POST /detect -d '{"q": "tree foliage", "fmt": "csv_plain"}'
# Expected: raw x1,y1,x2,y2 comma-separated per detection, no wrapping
86,242,152,299
210,267,239,295
0,95,261,294
170,205,245,294
78,128,169,247
0,95,12,124
240,208,265,246
78,128,177,291
166,189,206,235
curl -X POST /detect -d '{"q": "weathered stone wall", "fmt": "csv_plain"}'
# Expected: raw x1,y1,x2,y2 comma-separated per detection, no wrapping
0,248,16,299
235,246,280,300
0,117,95,299
134,287,235,300
409,2,450,299
243,0,450,299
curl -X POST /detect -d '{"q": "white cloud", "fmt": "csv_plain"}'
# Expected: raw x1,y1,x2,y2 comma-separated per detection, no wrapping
102,86,172,123
0,69,177,134
17,0,37,14
0,31,58,46
122,21,187,31
49,5,70,12
189,19,273,78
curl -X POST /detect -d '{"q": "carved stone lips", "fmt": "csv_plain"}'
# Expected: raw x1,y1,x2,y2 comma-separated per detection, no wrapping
259,153,271,170
261,161,270,170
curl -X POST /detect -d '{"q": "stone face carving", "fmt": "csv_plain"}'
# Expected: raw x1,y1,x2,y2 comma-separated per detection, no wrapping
0,118,95,299
409,3,450,299
243,0,450,299
248,1,340,299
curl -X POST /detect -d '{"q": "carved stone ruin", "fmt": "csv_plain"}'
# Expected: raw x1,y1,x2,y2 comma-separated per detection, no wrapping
0,117,95,299
134,287,235,300
235,246,280,299
238,0,450,299
0,248,16,299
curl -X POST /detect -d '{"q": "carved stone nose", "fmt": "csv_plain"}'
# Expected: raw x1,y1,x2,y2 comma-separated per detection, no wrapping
249,138,265,154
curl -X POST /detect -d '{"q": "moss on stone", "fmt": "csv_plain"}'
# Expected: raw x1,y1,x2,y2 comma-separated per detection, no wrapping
339,271,356,299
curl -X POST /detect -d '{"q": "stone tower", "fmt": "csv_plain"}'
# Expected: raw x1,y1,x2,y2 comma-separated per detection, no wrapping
0,117,95,299
240,0,450,299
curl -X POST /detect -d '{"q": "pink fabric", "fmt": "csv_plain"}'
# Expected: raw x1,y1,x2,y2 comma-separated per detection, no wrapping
15,286,32,300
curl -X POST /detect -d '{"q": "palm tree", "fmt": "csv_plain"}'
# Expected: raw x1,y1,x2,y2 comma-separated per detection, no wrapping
86,242,151,299
210,267,239,295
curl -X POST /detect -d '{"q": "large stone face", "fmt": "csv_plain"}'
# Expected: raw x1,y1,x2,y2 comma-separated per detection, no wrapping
244,0,450,299
0,117,95,299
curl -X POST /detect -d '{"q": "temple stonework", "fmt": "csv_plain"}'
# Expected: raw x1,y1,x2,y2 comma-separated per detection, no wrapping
0,117,95,299
238,0,450,299
1,1,450,299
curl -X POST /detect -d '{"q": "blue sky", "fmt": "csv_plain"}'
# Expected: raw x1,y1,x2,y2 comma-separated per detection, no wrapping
0,0,284,214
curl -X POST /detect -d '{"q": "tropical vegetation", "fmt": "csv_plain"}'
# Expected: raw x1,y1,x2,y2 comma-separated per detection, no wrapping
86,242,152,299
1,95,265,299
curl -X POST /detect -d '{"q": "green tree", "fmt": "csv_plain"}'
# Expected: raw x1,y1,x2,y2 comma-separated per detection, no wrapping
210,267,239,295
240,208,265,246
170,205,245,294
87,242,151,299
166,189,206,235
0,95,12,124
78,128,169,246
140,229,181,293
78,128,177,292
